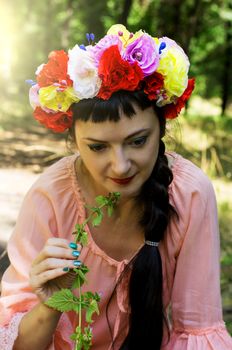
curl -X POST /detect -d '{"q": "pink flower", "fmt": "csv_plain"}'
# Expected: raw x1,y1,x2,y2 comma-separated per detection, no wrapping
123,34,159,77
29,84,54,113
90,34,123,65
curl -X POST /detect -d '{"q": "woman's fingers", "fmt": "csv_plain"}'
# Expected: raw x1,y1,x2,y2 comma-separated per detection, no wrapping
31,256,79,274
32,239,81,266
29,238,82,290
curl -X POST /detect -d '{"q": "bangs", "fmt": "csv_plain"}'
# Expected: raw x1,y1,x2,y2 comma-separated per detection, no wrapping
72,90,154,123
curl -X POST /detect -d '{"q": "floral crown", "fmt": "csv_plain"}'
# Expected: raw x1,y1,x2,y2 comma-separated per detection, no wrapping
27,24,195,132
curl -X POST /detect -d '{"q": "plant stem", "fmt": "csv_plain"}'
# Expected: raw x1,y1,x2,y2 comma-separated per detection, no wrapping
82,203,106,227
78,284,82,329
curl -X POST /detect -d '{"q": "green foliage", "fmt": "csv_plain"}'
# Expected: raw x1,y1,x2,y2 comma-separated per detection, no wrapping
45,192,120,350
70,326,93,350
46,289,79,312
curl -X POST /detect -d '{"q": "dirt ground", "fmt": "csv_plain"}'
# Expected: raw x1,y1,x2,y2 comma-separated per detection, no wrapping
0,123,68,278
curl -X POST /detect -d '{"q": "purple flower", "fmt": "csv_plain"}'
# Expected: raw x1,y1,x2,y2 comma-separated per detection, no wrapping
90,34,123,66
123,34,159,77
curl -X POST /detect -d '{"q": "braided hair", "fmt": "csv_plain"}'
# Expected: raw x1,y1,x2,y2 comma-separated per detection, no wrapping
119,138,173,350
71,90,174,350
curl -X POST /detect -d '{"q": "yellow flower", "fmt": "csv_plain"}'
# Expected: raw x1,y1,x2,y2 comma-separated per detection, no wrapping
153,37,159,45
157,47,189,97
107,24,143,48
39,86,79,112
107,24,130,38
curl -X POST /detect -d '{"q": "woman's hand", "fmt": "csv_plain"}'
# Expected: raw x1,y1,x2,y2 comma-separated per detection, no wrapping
29,238,81,302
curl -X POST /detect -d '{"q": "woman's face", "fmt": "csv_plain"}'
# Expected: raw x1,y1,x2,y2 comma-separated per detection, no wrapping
74,104,161,199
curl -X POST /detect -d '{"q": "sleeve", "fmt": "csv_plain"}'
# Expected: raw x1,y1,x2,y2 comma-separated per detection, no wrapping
0,187,58,349
165,170,232,349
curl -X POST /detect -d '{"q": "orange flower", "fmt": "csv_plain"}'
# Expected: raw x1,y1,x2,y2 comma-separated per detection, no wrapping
37,50,73,88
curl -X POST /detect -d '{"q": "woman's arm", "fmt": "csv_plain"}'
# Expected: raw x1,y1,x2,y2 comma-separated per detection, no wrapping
165,164,232,348
13,302,61,350
12,237,81,350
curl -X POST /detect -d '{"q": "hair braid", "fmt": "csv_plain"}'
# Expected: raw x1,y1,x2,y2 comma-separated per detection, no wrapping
119,140,174,350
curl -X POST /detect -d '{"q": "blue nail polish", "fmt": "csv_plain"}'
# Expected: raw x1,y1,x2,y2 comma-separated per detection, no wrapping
63,267,70,272
73,260,82,267
72,250,80,257
69,242,77,250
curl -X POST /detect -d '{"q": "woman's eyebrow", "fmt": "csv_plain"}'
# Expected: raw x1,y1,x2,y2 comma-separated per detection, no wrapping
83,128,151,142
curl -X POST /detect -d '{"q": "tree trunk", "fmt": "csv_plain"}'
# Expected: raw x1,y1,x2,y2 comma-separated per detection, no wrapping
221,5,232,115
118,0,134,26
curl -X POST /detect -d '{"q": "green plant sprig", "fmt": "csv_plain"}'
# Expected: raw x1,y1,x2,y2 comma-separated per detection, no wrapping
45,192,120,350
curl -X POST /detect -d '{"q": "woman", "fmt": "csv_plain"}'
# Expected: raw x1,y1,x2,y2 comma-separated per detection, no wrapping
0,24,231,350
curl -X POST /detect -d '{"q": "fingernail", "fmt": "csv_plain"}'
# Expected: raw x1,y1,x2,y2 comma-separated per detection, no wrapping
73,260,82,267
69,242,77,250
72,250,80,257
63,267,70,272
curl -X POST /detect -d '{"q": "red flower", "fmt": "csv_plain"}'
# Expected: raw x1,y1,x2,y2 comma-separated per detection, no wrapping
144,72,164,100
37,50,72,88
164,78,195,119
33,107,73,132
97,45,143,99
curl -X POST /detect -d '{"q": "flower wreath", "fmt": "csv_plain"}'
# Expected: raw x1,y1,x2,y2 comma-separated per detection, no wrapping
27,24,195,132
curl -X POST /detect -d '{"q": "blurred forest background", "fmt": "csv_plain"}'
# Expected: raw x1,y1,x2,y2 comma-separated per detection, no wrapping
0,0,231,333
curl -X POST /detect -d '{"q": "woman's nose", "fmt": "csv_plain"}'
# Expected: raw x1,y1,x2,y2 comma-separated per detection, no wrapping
111,148,131,176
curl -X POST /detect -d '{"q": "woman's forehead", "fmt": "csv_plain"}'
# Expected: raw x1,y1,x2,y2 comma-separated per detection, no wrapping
75,107,159,140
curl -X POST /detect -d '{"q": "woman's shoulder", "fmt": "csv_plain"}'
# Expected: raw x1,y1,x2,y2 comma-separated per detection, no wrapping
167,152,216,207
165,152,218,251
25,154,80,200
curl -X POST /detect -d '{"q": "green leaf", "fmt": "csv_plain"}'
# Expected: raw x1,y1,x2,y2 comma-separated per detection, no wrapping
72,276,81,290
70,333,77,341
107,205,113,217
72,265,89,288
45,289,79,312
91,211,103,227
85,299,100,323
95,195,108,206
80,231,88,246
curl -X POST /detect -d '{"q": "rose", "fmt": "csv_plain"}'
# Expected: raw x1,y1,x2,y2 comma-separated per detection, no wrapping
144,72,164,100
37,50,72,87
164,78,195,119
33,107,73,132
123,34,160,76
97,45,143,100
90,34,123,65
68,45,102,99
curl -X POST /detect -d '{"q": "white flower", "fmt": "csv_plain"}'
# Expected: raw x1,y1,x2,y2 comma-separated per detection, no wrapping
35,63,45,76
67,45,101,99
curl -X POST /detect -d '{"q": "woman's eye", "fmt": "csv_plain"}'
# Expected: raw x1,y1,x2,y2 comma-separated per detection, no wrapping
88,144,106,152
130,136,148,147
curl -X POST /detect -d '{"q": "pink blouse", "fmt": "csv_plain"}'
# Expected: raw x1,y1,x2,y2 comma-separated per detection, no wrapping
0,153,231,349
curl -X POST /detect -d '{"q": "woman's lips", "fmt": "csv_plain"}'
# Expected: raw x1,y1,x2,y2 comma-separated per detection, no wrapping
109,174,136,185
